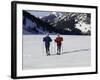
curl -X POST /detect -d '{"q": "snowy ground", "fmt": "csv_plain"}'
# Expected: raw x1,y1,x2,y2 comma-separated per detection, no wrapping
23,35,91,70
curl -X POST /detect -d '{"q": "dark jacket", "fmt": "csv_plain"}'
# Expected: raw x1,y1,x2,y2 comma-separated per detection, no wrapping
43,36,52,46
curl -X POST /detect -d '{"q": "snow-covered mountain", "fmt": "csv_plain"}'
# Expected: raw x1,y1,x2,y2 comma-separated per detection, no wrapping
23,11,57,35
41,12,91,35
23,11,91,35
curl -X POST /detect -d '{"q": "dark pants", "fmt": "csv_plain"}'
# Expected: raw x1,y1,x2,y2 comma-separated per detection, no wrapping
45,45,50,55
57,44,61,54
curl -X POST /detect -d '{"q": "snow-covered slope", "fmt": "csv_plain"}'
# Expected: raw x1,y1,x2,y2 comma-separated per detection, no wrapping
23,35,91,69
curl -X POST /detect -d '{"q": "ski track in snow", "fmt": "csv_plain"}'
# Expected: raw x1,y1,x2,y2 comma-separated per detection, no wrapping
22,35,91,70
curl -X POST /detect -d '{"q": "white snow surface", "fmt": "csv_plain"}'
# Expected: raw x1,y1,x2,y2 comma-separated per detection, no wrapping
23,35,91,70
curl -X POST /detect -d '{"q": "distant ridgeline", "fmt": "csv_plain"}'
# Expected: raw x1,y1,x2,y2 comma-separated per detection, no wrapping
23,11,91,35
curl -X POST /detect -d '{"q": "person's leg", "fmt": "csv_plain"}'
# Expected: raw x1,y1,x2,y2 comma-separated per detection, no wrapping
45,45,50,56
57,44,60,55
47,46,50,55
59,44,61,54
57,44,61,55
45,46,48,55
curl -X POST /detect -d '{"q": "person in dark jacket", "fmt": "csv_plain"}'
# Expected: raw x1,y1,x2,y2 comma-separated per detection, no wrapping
55,34,63,55
43,33,52,56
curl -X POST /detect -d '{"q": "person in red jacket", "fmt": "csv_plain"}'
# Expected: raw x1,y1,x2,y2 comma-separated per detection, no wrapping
55,34,63,55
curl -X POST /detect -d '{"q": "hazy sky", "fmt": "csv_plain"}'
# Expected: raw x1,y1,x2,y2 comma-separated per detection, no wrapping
27,10,51,18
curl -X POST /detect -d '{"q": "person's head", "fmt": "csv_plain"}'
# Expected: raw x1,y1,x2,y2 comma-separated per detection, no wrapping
46,33,49,37
57,33,60,37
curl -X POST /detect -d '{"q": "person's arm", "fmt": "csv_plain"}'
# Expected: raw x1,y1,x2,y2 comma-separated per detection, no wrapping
43,37,45,42
55,38,57,42
61,37,63,41
49,37,52,42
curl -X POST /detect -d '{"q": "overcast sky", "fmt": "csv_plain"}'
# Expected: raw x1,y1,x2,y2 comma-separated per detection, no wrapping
27,10,51,18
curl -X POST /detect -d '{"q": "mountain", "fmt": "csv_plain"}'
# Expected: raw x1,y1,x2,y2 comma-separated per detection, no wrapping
42,14,57,23
41,12,91,35
23,11,60,35
23,11,91,35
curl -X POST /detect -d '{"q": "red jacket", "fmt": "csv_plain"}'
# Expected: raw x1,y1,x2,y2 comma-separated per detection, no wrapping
55,37,63,45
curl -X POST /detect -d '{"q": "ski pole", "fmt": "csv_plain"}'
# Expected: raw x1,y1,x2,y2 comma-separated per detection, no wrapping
54,42,57,54
50,42,53,54
42,42,45,56
61,43,63,53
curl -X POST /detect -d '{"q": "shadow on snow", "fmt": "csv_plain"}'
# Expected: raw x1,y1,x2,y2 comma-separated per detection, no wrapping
49,48,90,56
